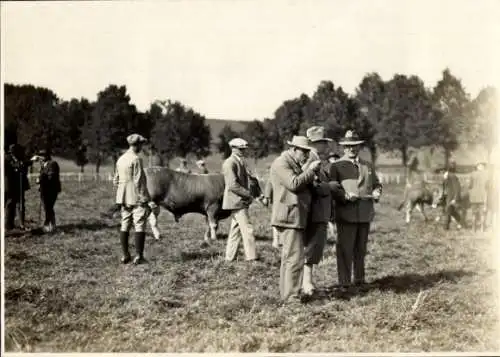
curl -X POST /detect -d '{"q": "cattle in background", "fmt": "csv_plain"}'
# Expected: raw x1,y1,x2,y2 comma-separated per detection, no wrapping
397,183,440,223
145,167,263,241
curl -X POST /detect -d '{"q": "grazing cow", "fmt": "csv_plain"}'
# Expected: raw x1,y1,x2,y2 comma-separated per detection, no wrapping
145,167,263,241
397,183,440,223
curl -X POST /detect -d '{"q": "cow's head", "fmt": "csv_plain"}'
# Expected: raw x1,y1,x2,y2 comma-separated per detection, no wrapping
248,175,263,198
431,187,445,209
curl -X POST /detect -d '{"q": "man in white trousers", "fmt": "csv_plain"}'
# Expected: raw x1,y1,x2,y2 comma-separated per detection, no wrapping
222,138,258,262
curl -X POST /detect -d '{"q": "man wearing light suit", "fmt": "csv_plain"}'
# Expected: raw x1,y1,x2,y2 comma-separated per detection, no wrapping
114,133,154,265
269,136,322,303
328,130,382,290
222,138,258,262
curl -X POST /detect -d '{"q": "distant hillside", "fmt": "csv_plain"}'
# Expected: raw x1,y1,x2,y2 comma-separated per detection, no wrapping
206,118,250,143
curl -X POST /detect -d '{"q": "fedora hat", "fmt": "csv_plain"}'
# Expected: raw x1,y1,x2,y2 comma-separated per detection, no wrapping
338,130,364,146
287,136,313,151
306,126,332,143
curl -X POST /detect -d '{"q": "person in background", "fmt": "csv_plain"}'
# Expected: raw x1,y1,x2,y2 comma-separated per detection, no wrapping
147,144,164,167
32,149,61,233
176,158,191,174
5,144,32,231
468,162,489,231
441,161,464,230
197,160,209,174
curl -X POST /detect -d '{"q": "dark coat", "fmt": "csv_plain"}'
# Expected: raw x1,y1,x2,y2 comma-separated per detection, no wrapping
4,153,31,199
442,172,461,206
39,160,61,196
328,155,382,223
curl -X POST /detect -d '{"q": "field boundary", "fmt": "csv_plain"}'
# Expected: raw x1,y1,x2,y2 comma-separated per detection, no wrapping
26,171,472,185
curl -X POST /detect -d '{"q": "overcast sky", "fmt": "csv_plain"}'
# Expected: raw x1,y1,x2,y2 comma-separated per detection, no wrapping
2,0,499,120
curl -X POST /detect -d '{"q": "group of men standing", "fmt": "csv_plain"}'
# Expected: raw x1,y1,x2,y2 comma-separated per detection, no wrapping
4,144,61,233
266,127,382,304
216,126,382,305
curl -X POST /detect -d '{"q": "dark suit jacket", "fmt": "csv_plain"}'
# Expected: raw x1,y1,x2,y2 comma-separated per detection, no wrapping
442,172,461,206
4,154,31,198
39,160,61,196
328,155,382,223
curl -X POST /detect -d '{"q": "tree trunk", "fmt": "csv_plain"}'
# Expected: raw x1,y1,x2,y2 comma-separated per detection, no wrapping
80,165,84,173
95,160,101,175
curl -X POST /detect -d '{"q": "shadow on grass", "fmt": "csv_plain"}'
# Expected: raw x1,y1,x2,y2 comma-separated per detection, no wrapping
179,250,221,261
368,269,475,293
215,233,270,241
304,269,475,303
56,220,120,233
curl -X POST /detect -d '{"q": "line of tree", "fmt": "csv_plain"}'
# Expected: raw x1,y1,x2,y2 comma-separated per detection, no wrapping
4,68,497,171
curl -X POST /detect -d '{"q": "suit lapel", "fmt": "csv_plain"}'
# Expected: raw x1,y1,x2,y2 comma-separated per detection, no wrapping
284,152,303,175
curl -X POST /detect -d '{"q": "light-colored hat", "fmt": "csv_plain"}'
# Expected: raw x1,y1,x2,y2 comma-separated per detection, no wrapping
306,126,333,143
229,138,248,149
127,133,147,145
286,136,313,151
196,160,205,166
338,130,364,146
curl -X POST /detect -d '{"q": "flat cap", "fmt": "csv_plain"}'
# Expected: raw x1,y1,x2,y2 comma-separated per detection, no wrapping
127,133,147,145
229,138,248,148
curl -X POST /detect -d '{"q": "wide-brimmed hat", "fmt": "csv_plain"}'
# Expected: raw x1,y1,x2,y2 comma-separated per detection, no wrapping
229,138,248,149
306,126,333,143
127,133,148,145
338,130,364,146
286,136,313,151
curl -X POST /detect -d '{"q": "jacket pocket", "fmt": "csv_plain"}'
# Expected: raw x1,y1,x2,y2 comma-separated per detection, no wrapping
276,203,298,224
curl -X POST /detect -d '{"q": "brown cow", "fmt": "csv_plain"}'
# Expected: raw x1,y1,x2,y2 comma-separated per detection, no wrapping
105,167,263,241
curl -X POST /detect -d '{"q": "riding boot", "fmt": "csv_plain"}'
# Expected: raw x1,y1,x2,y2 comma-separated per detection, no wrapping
120,231,131,264
133,232,146,265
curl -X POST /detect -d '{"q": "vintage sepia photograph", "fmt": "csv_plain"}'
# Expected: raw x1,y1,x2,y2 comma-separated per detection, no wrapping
1,0,499,353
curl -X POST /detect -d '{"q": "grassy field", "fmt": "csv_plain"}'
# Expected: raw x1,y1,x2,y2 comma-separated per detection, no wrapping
3,173,499,353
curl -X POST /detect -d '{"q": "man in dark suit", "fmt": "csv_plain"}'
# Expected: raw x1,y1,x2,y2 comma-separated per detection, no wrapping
301,126,336,295
222,138,258,262
441,161,464,230
329,131,382,290
33,149,61,233
4,144,31,231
